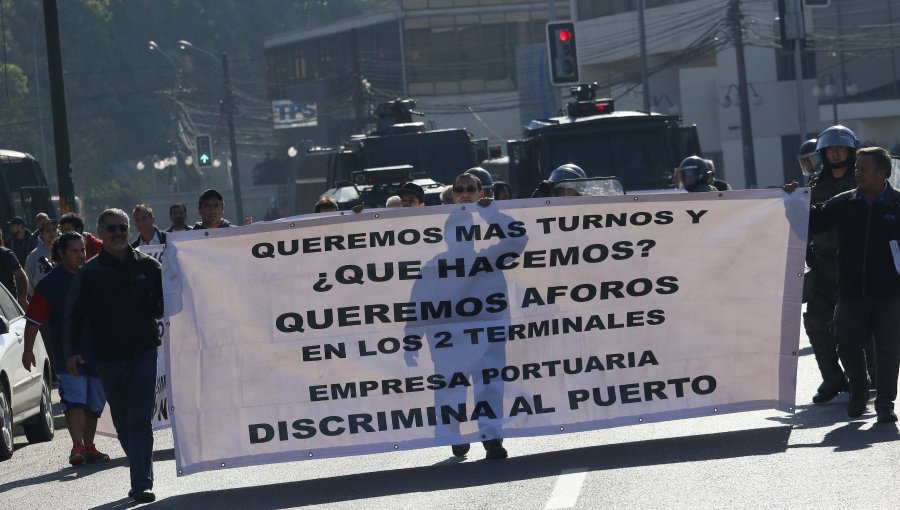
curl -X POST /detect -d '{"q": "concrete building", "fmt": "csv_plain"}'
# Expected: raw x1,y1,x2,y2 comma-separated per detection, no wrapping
576,0,900,188
264,0,900,189
264,1,568,148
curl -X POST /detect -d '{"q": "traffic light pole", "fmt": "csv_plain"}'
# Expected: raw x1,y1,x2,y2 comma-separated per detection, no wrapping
221,53,245,224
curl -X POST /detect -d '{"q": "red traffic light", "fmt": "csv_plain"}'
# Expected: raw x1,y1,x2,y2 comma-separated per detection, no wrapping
558,29,572,42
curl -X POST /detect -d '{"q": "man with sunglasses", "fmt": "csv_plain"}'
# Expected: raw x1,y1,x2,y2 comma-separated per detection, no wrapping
64,208,163,503
451,173,492,206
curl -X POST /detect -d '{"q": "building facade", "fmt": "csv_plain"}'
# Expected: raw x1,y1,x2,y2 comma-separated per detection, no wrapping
265,0,900,188
576,0,900,188
264,1,567,147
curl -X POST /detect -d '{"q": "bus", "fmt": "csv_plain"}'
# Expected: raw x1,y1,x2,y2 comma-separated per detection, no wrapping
0,150,56,233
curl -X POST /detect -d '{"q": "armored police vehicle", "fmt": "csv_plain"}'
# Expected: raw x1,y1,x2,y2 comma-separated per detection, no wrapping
506,83,702,197
305,99,488,210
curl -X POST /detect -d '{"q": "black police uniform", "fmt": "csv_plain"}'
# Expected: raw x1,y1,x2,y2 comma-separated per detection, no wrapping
805,167,856,397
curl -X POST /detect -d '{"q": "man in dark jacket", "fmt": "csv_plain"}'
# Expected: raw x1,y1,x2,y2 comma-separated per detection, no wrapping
0,236,29,309
5,216,36,265
64,208,163,502
804,147,900,423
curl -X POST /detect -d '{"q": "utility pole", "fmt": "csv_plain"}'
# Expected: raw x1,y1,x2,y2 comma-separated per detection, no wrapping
638,0,651,112
350,29,364,132
794,41,807,140
221,53,244,224
728,0,757,188
42,0,77,213
778,0,807,141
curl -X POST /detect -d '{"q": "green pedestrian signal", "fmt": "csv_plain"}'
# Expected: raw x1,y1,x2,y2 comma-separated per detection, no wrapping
196,135,213,167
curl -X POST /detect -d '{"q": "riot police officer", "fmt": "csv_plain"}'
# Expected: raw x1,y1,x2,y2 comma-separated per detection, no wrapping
705,159,732,191
530,164,587,198
797,138,821,181
464,167,494,198
804,125,858,403
677,156,716,192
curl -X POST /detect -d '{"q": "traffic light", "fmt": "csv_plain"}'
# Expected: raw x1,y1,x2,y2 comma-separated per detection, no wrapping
546,21,579,85
195,134,212,168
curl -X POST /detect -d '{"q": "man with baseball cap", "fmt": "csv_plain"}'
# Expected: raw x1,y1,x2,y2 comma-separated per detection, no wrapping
397,182,426,208
5,216,37,265
192,189,233,229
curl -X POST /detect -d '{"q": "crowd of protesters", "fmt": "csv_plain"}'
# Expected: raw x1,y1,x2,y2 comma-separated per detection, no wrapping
5,140,900,502
3,188,237,503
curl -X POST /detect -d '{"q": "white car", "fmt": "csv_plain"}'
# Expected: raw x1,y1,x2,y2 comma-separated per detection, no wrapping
0,284,54,460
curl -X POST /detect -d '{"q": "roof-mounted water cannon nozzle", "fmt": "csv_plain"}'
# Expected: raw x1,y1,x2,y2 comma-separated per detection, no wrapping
570,83,600,102
566,83,614,119
373,99,426,133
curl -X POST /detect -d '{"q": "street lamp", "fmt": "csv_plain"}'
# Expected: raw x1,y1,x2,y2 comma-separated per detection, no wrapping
178,39,245,224
148,41,181,82
651,94,680,115
812,75,858,125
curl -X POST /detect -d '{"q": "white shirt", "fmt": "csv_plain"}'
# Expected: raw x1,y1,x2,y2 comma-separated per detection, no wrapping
24,243,54,298
137,230,161,246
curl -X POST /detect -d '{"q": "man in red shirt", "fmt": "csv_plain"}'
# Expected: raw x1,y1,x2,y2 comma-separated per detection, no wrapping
22,232,110,466
59,213,102,260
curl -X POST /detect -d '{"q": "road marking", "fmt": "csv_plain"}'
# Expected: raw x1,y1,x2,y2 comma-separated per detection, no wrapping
544,468,589,510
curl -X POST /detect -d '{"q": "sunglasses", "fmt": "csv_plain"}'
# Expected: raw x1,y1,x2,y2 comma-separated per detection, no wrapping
104,224,128,233
453,185,479,193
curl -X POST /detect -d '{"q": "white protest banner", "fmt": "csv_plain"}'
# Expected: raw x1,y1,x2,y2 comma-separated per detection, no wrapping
164,189,809,476
95,244,171,437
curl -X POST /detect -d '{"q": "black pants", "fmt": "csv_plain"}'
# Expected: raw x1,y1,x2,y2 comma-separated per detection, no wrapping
834,297,900,408
97,347,157,491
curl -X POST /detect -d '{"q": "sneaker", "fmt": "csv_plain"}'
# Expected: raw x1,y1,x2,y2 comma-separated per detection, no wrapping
482,439,508,460
451,443,470,457
85,444,110,463
69,446,86,467
128,489,156,503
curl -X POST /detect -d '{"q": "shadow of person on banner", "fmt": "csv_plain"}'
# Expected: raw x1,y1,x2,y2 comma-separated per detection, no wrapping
405,204,528,458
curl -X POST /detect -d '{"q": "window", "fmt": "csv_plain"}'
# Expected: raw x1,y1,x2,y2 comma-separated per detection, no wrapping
0,282,21,320
293,55,307,80
578,0,691,20
776,49,816,81
781,134,804,183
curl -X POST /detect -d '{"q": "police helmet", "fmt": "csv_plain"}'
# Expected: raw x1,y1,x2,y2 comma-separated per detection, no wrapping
797,138,821,177
548,164,587,183
464,167,493,189
815,125,859,151
815,125,858,171
678,156,711,191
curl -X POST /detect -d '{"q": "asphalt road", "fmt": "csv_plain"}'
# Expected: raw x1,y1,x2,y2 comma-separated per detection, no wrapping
2,329,898,510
